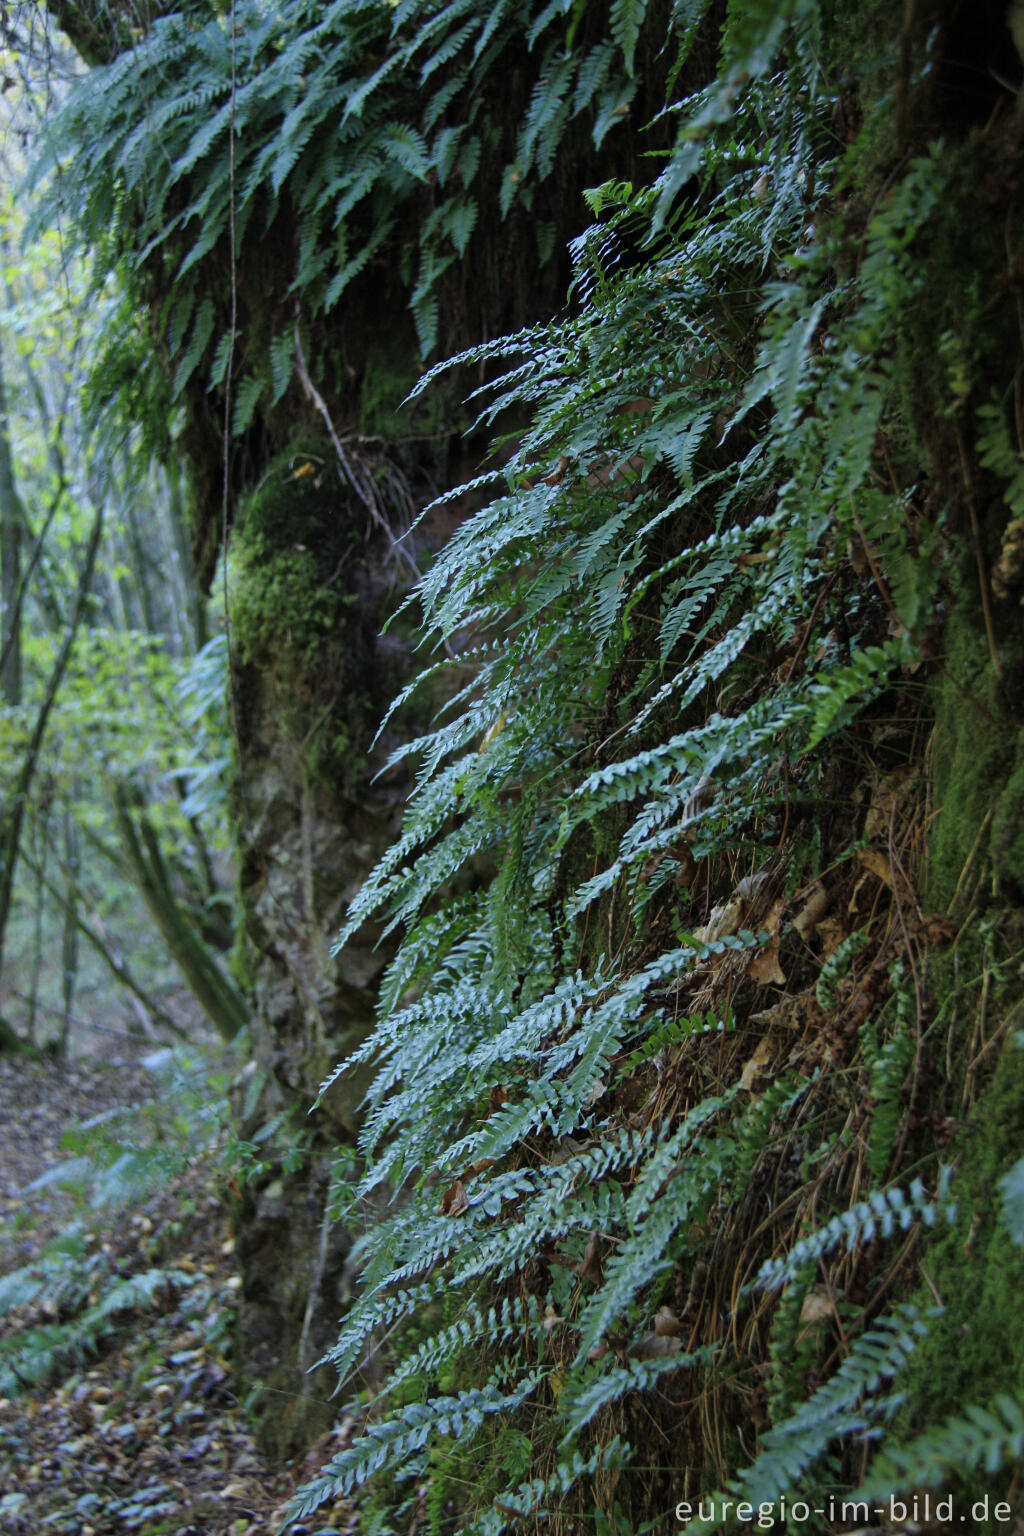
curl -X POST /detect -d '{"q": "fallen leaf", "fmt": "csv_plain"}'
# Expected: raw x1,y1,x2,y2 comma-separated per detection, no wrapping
440,1178,469,1217
916,914,957,945
793,881,829,941
464,1158,497,1178
583,1078,606,1110
576,1233,604,1286
750,995,804,1030
734,869,771,904
697,897,743,944
796,1286,840,1343
739,1036,775,1091
814,915,846,959
682,774,717,824
630,1331,682,1360
863,766,917,842
798,1287,836,1327
856,846,893,887
746,939,786,987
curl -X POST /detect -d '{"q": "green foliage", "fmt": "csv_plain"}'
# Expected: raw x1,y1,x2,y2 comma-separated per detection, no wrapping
36,0,1024,1524
278,1,1016,1527
37,0,706,440
855,1395,1024,1499
688,1306,931,1530
750,1173,955,1295
0,1048,228,1397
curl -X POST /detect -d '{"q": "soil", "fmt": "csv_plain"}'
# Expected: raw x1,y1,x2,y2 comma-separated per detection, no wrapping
0,1052,359,1536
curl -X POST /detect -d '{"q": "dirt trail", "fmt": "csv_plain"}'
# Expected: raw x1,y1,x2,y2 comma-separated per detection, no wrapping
0,1052,356,1536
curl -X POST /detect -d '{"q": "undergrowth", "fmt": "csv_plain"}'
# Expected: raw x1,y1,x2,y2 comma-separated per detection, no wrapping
35,0,1024,1529
276,3,1024,1532
0,1048,232,1397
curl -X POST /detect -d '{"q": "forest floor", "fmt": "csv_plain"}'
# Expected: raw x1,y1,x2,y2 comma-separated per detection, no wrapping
0,1050,358,1536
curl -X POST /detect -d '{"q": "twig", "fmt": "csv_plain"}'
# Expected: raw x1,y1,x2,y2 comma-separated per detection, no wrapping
292,322,420,581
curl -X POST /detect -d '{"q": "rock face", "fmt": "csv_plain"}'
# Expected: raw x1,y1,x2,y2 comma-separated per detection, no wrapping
224,444,415,1451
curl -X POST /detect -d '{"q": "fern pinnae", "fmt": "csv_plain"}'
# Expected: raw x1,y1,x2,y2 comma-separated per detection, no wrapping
855,1395,1024,1500
750,1172,956,1295
690,1307,933,1528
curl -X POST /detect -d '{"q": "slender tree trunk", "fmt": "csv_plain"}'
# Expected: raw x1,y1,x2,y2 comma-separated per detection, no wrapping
26,795,51,1047
111,782,248,1041
0,502,103,977
0,337,25,705
18,839,185,1039
168,462,207,651
58,808,79,1056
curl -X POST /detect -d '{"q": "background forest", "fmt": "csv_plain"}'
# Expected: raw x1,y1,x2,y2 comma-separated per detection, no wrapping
2,0,1024,1533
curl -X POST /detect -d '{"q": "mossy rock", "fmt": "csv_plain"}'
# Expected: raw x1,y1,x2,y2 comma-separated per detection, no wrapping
895,1033,1024,1520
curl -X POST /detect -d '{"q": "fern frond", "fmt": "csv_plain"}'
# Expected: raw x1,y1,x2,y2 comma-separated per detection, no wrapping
856,1395,1024,1499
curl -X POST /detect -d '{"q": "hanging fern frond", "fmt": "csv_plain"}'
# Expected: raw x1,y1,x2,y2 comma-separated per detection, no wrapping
855,1395,1024,1501
688,1306,931,1530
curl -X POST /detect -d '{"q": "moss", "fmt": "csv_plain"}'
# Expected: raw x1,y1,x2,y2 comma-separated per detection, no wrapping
991,728,1024,894
925,604,1016,914
896,1034,1024,1519
227,437,388,786
359,333,424,441
894,556,1024,1520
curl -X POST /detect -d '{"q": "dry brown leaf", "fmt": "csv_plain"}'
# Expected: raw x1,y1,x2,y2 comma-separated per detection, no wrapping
798,1287,836,1327
576,1232,605,1286
670,845,697,887
750,995,803,1030
682,774,717,824
916,914,958,945
793,881,829,940
863,765,917,841
796,1286,840,1343
630,1331,683,1360
814,915,846,959
739,1036,775,1091
465,1158,497,1178
551,1134,590,1165
696,896,743,944
746,939,786,987
735,869,771,904
440,1178,469,1217
583,1078,606,1110
857,846,894,887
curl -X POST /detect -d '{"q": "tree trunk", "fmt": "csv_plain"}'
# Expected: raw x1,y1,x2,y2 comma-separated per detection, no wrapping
0,337,24,706
0,503,103,974
111,782,248,1041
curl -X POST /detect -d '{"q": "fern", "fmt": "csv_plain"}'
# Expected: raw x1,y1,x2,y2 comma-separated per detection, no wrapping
688,1306,931,1530
856,1395,1024,1500
41,0,993,1528
283,12,969,1524
288,1370,545,1516
751,1173,956,1294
